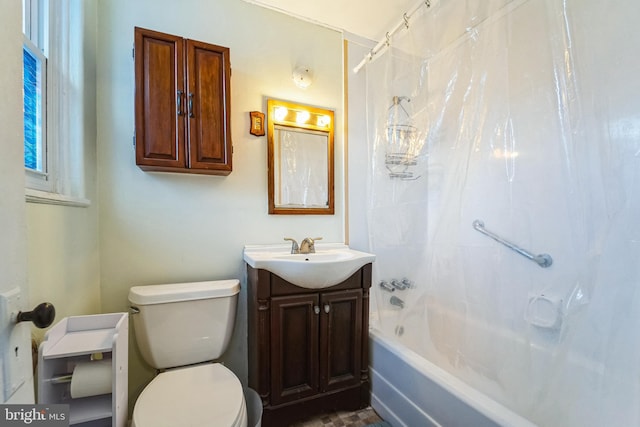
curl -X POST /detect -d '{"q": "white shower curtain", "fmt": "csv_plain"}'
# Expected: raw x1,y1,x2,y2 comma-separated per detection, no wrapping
364,0,640,425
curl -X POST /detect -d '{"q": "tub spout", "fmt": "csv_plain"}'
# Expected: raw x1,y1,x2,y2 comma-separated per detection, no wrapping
390,296,405,308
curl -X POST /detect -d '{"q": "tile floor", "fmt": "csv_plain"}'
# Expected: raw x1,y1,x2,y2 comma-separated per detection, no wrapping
288,406,384,427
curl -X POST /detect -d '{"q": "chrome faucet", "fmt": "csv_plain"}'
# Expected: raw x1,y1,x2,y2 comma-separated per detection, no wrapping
284,237,299,254
299,237,322,254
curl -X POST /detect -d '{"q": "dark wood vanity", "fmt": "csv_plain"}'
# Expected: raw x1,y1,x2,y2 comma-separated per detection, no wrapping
247,263,372,427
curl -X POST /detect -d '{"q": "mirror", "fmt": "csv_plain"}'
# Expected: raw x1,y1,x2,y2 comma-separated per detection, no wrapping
267,99,334,215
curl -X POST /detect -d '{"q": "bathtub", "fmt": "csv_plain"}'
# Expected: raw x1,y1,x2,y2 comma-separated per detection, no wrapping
369,325,538,427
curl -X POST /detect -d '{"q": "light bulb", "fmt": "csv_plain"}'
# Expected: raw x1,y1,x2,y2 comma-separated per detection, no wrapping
274,106,288,121
317,115,331,127
296,110,310,124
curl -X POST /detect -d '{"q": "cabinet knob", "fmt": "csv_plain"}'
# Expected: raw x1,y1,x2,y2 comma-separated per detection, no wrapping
324,304,330,314
314,305,320,315
17,302,56,329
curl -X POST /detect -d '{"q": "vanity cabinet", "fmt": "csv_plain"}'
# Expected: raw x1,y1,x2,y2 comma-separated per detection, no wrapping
134,27,232,175
247,264,371,427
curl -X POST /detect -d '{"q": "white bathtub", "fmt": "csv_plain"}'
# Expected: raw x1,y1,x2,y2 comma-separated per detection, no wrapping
369,325,538,427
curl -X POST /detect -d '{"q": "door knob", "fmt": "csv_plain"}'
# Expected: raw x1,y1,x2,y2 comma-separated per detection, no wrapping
17,302,55,329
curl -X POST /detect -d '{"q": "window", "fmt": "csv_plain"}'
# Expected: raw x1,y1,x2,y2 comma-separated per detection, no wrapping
23,44,46,173
23,0,50,191
22,0,89,206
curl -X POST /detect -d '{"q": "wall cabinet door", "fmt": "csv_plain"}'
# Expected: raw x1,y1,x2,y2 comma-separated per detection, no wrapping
134,27,232,175
134,28,185,169
185,39,232,172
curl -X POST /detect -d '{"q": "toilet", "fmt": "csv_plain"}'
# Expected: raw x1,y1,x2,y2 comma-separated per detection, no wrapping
128,280,247,427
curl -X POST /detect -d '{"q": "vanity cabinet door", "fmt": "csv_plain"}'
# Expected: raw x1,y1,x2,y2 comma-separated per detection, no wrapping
319,289,362,393
270,294,320,405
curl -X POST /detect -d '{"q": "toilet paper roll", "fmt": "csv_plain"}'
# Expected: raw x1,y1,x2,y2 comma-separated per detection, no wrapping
70,360,113,399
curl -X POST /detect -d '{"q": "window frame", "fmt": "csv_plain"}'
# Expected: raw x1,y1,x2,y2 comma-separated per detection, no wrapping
23,0,53,192
23,35,51,192
22,0,90,207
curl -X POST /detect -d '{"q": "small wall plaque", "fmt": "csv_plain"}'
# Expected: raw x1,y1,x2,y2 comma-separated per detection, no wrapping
250,111,265,136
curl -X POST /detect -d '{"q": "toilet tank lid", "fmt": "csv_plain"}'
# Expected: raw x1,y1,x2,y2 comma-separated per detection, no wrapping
129,280,240,305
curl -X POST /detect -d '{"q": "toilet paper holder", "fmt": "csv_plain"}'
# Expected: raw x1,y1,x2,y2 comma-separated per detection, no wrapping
48,354,110,385
38,312,128,427
50,374,73,384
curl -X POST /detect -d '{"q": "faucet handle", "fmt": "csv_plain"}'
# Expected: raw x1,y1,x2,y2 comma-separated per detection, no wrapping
309,237,323,243
284,237,299,254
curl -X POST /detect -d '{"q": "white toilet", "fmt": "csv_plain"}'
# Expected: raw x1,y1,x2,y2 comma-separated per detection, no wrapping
128,280,247,427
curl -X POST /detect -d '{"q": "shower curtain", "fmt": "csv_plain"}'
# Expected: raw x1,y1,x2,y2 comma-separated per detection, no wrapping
363,0,640,425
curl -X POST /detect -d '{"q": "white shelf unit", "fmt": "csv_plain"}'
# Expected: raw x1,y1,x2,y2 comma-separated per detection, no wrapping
38,313,128,427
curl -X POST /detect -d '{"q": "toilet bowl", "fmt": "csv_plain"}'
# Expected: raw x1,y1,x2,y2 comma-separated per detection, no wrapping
132,364,246,427
128,280,246,427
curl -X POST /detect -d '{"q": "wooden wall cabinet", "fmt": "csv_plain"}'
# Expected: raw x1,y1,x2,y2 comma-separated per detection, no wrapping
247,264,372,427
134,27,232,175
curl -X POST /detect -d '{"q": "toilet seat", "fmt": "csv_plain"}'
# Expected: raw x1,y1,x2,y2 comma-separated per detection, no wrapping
132,363,247,427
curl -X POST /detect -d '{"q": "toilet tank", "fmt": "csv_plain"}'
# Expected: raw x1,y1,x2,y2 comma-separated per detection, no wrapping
128,280,239,370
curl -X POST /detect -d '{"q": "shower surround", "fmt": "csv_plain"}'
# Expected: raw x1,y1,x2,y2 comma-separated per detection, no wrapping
350,0,640,425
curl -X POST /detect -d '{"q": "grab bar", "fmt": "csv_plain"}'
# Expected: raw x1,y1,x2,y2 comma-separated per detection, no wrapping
472,220,553,268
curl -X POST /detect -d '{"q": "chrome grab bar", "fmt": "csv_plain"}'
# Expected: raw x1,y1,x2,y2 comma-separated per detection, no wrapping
472,220,553,268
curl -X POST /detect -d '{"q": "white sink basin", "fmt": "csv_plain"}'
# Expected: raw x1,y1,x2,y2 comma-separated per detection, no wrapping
243,243,375,289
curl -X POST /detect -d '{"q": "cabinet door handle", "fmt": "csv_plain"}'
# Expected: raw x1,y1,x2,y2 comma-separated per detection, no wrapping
324,304,330,314
314,305,320,315
176,90,184,116
188,92,195,118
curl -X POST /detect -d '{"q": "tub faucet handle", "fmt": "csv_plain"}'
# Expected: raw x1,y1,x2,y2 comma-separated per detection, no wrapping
284,237,299,254
379,281,395,292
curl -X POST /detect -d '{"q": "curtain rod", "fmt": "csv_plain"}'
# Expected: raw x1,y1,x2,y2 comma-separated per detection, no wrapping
353,0,432,74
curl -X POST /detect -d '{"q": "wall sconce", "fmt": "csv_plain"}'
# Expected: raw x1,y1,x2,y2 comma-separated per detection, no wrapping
292,66,313,89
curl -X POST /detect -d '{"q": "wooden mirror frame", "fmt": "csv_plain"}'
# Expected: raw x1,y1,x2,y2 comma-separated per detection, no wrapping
267,99,335,215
